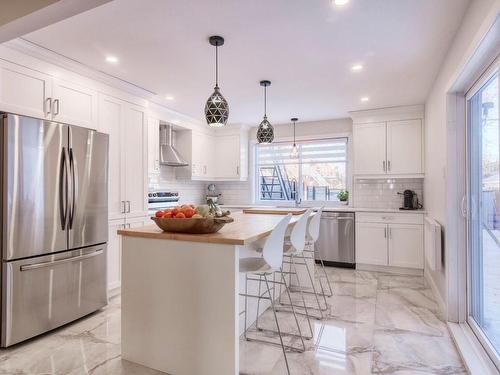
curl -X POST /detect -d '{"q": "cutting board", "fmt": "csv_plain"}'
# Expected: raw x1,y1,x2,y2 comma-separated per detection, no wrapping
242,207,307,215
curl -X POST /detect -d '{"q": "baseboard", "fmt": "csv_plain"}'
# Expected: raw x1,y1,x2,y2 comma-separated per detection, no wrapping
108,285,121,298
356,263,423,276
448,322,500,375
424,267,447,317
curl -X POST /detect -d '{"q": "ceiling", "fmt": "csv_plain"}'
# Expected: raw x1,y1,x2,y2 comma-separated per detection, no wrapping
24,0,470,125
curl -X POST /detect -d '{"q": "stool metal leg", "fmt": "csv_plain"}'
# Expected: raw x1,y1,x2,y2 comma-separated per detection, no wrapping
244,274,249,340
263,274,291,375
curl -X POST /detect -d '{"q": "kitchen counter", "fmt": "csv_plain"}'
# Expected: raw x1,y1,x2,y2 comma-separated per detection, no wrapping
118,212,299,245
220,204,426,214
117,211,298,375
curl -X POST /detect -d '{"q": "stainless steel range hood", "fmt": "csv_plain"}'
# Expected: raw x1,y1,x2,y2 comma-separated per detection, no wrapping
159,124,188,167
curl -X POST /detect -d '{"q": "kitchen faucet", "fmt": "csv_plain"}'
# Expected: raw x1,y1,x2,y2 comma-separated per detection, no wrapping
290,178,302,207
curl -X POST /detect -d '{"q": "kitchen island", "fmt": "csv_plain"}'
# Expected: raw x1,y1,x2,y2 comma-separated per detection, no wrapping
117,212,299,375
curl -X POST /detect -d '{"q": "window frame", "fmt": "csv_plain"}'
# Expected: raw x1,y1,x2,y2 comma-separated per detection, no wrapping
465,56,500,371
252,133,352,207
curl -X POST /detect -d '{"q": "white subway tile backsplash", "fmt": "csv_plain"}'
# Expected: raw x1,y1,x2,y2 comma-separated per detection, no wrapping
353,178,424,209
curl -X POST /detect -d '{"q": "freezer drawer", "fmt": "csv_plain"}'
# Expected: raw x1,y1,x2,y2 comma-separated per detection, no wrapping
1,244,107,347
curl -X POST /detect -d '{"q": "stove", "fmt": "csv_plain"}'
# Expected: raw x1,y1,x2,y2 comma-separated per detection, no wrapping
148,191,180,211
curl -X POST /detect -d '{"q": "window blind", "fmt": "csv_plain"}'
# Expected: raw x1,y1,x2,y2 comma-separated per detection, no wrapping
256,138,348,165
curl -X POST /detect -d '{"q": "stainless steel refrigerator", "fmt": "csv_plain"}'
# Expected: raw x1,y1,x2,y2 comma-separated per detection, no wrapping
0,113,109,347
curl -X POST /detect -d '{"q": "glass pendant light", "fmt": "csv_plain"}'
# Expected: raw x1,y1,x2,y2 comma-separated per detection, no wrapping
256,80,274,143
205,36,229,127
290,117,299,158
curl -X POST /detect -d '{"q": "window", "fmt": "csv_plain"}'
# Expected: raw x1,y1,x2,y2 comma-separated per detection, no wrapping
255,138,348,202
467,67,500,366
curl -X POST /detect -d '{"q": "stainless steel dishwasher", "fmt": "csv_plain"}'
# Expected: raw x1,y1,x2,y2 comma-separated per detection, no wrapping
315,211,355,268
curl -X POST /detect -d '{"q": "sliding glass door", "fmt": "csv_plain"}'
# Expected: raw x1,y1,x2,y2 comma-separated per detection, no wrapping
467,64,500,367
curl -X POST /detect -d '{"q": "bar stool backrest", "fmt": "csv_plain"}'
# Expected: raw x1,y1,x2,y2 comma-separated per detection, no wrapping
308,207,323,243
262,214,292,270
290,208,314,253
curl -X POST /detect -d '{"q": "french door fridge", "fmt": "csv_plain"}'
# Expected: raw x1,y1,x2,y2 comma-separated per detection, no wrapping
0,113,109,347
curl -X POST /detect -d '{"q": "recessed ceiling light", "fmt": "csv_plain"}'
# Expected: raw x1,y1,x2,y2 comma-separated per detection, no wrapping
105,55,119,64
351,64,363,72
361,97,370,102
333,0,349,5
165,95,174,101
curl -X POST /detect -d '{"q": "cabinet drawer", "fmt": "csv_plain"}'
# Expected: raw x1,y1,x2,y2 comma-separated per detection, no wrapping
356,212,423,225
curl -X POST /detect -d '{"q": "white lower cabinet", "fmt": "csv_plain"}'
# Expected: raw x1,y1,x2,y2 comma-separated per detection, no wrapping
355,223,388,265
388,224,424,269
355,213,424,269
107,216,150,292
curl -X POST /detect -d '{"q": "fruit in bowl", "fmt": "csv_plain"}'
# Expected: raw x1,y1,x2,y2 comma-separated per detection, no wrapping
151,204,233,234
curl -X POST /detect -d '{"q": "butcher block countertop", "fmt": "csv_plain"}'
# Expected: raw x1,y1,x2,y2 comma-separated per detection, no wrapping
242,207,307,215
117,212,299,245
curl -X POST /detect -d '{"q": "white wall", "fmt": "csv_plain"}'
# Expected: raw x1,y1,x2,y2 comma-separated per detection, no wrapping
424,0,500,313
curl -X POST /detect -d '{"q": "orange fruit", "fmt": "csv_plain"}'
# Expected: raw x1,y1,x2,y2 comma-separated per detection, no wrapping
175,212,186,219
155,211,164,218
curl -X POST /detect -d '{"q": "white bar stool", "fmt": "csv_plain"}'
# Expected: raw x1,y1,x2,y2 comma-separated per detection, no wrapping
301,207,333,298
279,209,329,320
239,214,303,375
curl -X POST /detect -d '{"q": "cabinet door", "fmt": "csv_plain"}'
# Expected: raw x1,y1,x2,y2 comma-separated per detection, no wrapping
191,131,213,178
353,123,387,175
386,120,422,174
0,61,51,119
355,223,388,265
123,104,148,218
147,116,160,175
215,135,240,179
388,224,424,269
107,219,125,291
98,95,125,220
52,78,97,128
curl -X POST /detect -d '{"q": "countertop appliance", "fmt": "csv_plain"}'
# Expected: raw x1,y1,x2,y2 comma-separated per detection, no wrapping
1,113,109,347
398,190,422,210
159,124,188,167
315,211,355,268
148,191,180,212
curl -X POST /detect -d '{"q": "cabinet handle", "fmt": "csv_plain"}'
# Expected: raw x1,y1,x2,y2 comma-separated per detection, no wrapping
388,160,391,171
203,165,207,175
126,201,131,213
389,227,392,239
236,166,239,176
384,227,387,238
53,99,60,116
121,201,125,214
382,160,386,172
45,97,52,116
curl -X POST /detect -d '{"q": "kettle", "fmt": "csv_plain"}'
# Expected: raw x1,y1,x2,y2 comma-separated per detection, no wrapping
398,190,422,210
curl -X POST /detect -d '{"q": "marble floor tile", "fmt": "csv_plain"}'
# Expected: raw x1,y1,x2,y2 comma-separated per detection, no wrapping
0,268,466,375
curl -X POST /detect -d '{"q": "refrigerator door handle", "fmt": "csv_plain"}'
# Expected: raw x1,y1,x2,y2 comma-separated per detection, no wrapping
20,249,104,271
59,147,70,230
68,148,78,229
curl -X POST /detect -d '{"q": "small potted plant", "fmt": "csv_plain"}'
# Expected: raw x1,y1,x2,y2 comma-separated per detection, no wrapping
337,190,349,205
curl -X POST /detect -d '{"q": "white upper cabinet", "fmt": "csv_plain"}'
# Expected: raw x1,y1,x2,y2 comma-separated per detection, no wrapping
351,105,424,177
98,94,125,220
123,104,148,218
147,116,160,175
0,61,98,128
386,119,423,174
51,78,98,128
98,94,148,220
215,135,240,179
353,122,387,175
0,61,51,119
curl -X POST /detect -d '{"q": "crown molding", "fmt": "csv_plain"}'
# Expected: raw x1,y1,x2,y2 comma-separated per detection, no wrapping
349,104,425,123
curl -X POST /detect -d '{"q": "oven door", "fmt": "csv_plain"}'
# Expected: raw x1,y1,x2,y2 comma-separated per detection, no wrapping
1,244,107,347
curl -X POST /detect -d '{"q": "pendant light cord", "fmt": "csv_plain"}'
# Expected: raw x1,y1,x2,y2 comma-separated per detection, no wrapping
293,120,296,144
264,86,267,117
215,44,219,87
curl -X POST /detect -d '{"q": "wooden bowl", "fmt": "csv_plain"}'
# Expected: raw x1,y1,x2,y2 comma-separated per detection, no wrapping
151,215,234,234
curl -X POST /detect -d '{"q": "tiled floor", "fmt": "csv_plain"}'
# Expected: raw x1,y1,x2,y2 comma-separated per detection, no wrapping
0,268,466,375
